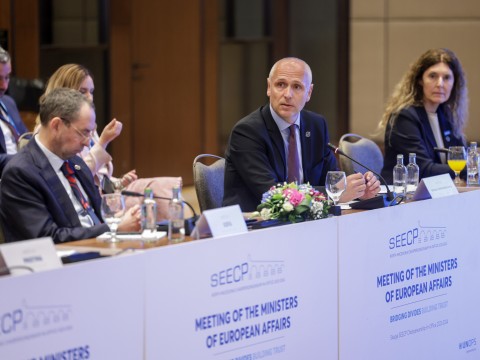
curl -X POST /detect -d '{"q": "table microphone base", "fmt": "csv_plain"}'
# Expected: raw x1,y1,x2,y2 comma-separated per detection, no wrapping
350,195,390,210
329,205,342,216
184,216,199,236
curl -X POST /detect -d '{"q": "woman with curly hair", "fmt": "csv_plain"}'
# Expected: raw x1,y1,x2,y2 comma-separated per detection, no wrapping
378,48,468,183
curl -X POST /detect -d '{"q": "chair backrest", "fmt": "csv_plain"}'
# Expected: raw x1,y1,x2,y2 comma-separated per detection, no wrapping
338,133,383,175
18,131,34,150
193,154,225,212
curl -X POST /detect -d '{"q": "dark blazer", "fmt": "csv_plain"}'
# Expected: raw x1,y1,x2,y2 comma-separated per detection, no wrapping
0,95,28,175
381,105,465,183
0,137,109,243
223,105,337,212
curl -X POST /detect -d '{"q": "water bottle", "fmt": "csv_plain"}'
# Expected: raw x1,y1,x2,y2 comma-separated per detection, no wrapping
168,186,185,243
141,187,157,238
466,141,479,186
393,154,407,197
406,153,419,200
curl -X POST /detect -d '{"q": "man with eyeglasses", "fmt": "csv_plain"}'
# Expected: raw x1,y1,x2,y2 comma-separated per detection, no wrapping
0,46,29,176
0,87,140,243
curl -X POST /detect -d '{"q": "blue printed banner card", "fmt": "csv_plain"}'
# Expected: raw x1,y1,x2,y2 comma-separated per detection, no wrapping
145,218,339,359
338,191,480,359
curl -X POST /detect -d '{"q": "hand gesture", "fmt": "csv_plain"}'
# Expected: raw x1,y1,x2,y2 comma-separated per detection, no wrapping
359,171,381,199
120,169,138,188
98,118,123,148
340,173,366,202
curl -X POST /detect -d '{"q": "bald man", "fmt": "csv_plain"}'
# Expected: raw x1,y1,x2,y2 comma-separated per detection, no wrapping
223,57,380,211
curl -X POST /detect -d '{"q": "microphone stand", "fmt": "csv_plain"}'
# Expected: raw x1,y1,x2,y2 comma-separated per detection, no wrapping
121,190,199,235
327,143,397,209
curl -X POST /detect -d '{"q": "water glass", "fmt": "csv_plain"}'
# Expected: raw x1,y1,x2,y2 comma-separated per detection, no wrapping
325,171,347,206
100,193,125,242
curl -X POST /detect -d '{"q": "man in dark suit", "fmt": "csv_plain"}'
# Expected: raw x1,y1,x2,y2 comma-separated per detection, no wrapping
0,88,140,243
223,57,380,211
0,46,29,175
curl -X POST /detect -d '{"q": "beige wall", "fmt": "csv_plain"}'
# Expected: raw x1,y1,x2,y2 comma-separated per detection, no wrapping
350,0,480,143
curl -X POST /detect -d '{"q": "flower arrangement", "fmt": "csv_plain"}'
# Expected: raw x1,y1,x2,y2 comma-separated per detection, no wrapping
257,182,330,223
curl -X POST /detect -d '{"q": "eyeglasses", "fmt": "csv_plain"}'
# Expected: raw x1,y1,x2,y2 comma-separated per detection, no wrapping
70,123,95,140
60,118,95,140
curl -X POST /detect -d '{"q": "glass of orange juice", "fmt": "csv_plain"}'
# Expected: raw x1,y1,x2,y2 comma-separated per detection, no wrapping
447,146,467,184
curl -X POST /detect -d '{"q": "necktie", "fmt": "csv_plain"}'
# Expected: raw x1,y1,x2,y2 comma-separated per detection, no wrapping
61,161,101,225
0,100,20,142
287,124,301,183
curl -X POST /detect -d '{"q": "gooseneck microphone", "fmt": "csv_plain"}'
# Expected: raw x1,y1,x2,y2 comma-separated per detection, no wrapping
327,143,397,208
121,190,199,235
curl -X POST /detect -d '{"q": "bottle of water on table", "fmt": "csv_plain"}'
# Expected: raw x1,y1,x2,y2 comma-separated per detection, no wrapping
393,154,407,198
141,187,157,239
467,141,478,186
168,186,185,243
406,153,419,200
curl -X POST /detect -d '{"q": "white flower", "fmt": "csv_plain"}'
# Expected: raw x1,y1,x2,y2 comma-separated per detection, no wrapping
260,208,272,220
282,201,294,212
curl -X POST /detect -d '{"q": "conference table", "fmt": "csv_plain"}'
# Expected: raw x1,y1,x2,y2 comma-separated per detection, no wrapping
1,187,479,359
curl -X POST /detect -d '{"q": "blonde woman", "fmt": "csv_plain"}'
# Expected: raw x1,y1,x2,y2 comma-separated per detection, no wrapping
378,48,468,183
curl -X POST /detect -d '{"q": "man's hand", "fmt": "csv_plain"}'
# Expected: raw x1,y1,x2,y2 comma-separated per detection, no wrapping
117,204,141,232
339,173,366,202
359,171,381,199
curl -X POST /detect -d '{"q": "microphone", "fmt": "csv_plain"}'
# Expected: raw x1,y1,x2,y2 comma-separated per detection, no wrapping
121,190,199,235
327,142,396,209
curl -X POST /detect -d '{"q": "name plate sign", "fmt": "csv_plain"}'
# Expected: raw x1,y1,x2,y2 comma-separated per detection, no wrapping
0,237,62,276
191,205,248,239
413,173,458,201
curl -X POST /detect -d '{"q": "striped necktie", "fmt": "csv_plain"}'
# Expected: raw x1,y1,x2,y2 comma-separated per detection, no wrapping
60,161,101,225
0,100,20,142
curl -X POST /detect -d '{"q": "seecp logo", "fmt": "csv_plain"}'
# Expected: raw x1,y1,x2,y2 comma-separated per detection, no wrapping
210,255,285,288
388,228,418,250
0,300,72,338
388,222,448,251
0,308,22,335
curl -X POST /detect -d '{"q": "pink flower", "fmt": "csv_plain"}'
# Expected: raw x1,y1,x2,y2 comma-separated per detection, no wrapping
282,188,304,206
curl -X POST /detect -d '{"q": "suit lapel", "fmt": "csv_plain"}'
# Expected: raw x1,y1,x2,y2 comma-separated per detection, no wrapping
28,140,82,226
261,106,287,178
69,156,102,218
414,107,436,149
437,106,454,147
299,112,312,181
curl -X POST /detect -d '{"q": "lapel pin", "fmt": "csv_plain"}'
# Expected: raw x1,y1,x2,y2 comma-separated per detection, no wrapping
74,164,81,171
305,131,311,138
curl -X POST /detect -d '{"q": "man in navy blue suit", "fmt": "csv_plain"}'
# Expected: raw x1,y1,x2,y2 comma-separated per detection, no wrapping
0,46,29,175
0,88,140,243
223,57,381,211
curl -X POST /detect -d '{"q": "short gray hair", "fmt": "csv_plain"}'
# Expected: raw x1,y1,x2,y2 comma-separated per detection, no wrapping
39,87,94,126
0,46,10,64
268,57,313,86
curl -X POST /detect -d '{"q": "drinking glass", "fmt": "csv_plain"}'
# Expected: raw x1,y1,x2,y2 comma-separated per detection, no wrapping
325,171,347,206
100,193,125,242
447,146,467,185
